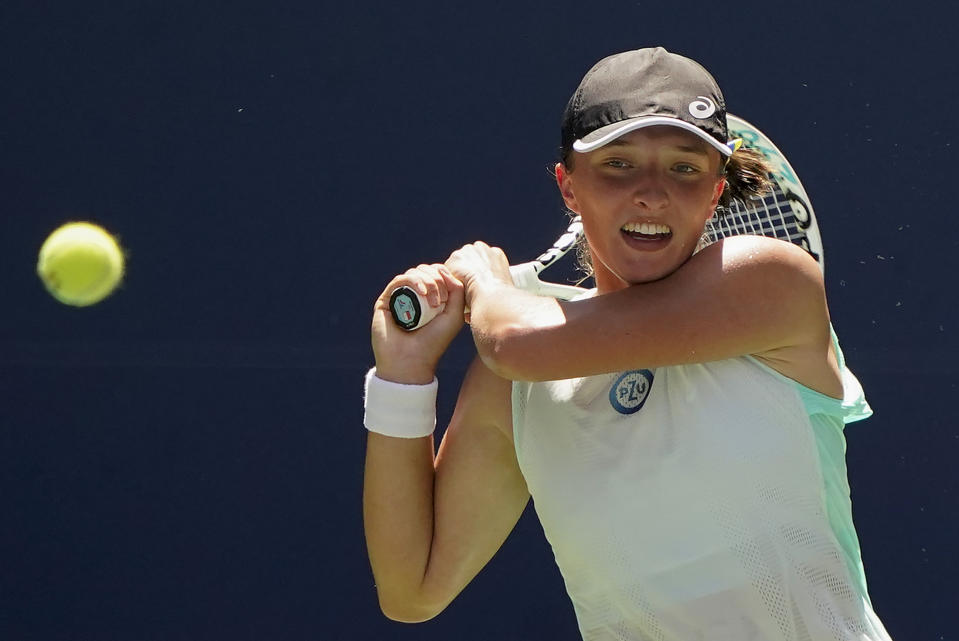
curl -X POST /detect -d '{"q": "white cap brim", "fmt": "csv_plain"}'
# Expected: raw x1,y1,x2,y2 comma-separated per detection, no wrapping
571,115,733,157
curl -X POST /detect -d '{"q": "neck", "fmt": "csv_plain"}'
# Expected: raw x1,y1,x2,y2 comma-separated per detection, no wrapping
592,263,631,295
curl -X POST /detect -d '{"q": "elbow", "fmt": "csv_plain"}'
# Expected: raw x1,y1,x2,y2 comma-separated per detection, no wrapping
474,324,545,382
471,294,570,381
379,604,441,624
375,587,448,624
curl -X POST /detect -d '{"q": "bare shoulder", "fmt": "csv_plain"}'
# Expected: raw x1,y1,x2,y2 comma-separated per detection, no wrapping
697,233,823,286
705,236,842,398
700,234,830,341
682,234,831,344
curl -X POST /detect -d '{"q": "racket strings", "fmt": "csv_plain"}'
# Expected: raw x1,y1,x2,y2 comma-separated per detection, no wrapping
707,186,809,246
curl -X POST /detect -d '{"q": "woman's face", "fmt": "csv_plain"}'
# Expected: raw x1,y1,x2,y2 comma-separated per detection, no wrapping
557,126,725,291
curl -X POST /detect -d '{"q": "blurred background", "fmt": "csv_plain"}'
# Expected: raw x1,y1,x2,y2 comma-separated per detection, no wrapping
1,1,953,639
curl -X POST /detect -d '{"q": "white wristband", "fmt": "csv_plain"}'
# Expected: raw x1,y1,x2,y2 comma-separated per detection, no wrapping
363,368,438,438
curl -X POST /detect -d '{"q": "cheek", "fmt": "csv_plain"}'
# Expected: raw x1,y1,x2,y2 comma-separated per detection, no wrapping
578,182,635,217
578,218,617,266
681,180,723,217
579,216,605,246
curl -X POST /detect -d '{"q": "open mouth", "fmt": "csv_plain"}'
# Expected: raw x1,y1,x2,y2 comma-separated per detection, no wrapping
621,222,672,241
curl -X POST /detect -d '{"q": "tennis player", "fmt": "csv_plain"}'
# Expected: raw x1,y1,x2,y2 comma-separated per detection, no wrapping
364,47,893,640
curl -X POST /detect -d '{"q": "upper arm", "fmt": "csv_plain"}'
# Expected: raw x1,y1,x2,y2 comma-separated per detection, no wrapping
418,355,530,613
482,236,832,382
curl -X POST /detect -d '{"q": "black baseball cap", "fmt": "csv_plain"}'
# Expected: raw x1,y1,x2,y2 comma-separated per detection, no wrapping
561,47,736,158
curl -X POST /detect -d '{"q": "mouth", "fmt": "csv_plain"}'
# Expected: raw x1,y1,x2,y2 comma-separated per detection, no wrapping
621,221,672,242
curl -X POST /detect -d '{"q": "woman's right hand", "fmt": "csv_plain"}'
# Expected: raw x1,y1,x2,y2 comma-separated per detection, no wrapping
371,263,466,385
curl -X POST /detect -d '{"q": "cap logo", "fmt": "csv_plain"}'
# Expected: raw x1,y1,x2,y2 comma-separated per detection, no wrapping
688,96,716,119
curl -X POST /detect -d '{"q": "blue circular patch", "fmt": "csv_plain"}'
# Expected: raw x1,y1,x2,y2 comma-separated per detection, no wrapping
609,369,655,415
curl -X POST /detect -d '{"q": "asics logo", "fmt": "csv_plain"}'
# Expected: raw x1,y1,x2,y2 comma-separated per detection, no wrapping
688,96,716,119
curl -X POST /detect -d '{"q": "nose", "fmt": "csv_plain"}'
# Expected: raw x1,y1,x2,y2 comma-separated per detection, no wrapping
632,170,669,210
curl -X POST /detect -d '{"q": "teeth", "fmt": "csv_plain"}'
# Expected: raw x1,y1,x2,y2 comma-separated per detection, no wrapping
622,222,672,235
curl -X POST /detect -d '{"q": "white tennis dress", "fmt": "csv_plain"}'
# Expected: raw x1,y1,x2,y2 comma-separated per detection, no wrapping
511,334,892,641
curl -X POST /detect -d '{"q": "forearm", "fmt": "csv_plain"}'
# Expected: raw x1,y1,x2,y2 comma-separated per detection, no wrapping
363,433,441,621
362,356,531,622
363,264,476,621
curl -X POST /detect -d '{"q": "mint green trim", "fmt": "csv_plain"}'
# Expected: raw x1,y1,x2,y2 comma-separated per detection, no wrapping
808,414,872,602
744,327,872,425
747,327,874,603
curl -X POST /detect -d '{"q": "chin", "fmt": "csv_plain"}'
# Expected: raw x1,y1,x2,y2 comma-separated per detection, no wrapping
599,265,670,290
595,241,696,290
626,268,674,285
627,255,690,284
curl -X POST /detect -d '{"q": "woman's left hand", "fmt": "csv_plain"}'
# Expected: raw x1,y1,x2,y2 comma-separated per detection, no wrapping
445,241,513,307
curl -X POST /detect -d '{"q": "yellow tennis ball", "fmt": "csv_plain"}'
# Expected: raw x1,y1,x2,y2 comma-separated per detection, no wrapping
37,222,125,307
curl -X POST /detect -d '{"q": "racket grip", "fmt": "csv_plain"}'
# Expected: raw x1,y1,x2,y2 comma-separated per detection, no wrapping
389,262,545,331
389,286,445,331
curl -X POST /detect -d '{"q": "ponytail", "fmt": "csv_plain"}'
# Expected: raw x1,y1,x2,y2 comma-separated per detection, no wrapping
719,146,774,207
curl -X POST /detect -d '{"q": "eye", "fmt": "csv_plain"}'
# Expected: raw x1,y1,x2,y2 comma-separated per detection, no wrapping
673,162,701,174
603,158,632,169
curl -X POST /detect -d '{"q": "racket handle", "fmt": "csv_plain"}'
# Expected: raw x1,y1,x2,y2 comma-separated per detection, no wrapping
389,286,445,331
389,262,585,331
389,264,536,331
388,265,529,331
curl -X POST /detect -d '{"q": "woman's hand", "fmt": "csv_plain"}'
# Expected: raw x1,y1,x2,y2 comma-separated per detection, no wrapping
444,242,513,310
371,264,465,384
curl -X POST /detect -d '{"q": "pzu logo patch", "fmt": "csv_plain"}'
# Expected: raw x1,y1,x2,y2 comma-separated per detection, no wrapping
609,370,655,415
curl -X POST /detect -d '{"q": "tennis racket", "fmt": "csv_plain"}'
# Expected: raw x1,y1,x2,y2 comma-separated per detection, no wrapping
389,217,585,330
710,114,824,273
389,114,824,330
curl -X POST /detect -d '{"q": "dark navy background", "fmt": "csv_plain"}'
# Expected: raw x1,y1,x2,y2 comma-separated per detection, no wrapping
1,2,954,639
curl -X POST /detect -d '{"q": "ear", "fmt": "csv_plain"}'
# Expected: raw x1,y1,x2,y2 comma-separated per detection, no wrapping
710,176,726,209
698,176,726,226
555,163,580,212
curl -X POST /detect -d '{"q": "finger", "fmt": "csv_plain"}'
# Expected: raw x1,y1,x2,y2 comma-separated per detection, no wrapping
403,265,432,298
438,267,465,305
396,265,441,304
438,264,463,290
415,263,448,307
377,264,442,312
